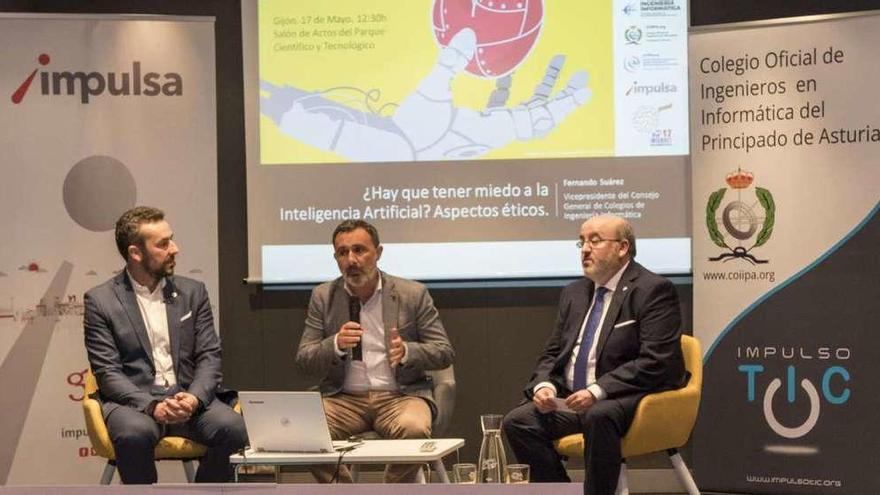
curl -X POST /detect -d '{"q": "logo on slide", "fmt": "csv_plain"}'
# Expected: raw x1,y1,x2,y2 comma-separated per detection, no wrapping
10,53,183,104
624,26,643,45
625,80,677,96
705,167,775,264
623,55,642,73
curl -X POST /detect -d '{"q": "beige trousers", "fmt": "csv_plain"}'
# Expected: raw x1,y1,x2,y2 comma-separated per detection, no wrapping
311,391,432,483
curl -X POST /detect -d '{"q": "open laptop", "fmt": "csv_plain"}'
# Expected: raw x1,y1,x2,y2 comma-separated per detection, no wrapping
239,391,339,453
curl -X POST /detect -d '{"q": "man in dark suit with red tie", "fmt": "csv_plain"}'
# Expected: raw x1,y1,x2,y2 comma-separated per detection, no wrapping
503,215,686,495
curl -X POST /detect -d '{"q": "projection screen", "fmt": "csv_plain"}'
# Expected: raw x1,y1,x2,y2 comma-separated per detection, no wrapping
243,0,690,283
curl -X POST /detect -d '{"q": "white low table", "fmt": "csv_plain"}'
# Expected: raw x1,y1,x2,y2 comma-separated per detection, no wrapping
230,438,465,483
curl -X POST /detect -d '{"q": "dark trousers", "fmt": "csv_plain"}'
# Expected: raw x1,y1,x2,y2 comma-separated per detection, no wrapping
503,397,637,495
104,398,248,484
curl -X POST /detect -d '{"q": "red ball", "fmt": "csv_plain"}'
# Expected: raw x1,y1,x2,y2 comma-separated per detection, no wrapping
433,0,544,78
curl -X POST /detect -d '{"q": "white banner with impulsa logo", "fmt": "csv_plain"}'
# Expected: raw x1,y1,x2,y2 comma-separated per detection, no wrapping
690,13,880,494
0,14,217,484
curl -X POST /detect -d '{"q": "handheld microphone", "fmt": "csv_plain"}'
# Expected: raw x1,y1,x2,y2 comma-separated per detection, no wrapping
348,296,362,361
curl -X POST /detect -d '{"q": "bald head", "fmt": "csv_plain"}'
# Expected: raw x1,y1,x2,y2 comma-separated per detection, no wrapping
578,215,636,285
583,215,636,258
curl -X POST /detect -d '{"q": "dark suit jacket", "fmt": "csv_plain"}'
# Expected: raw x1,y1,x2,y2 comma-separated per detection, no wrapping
525,261,686,407
83,271,223,416
295,272,454,408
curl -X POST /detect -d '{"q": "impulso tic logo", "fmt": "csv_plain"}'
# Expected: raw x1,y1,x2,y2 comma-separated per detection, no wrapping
738,346,851,449
10,53,183,104
706,167,775,264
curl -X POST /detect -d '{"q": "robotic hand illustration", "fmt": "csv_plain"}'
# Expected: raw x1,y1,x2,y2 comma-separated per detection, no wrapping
260,28,591,162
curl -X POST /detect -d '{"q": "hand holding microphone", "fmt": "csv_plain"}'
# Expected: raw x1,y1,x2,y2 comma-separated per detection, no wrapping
348,296,363,360
337,322,363,349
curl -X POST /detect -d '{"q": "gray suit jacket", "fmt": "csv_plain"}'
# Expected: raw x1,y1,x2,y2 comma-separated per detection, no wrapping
83,272,222,416
295,272,454,408
525,261,686,411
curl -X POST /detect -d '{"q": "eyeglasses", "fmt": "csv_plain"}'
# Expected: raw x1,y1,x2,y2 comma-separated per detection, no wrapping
576,237,622,249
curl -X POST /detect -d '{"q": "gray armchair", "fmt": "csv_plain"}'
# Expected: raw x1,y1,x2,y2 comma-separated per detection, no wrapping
427,364,456,436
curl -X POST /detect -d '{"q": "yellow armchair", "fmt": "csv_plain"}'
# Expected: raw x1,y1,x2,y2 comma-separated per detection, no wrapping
554,334,702,495
82,370,220,484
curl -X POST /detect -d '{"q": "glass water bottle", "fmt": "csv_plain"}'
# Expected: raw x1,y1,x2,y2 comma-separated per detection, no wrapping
477,414,508,483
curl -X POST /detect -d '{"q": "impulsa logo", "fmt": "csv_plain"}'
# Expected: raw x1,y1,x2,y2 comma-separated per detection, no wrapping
11,53,183,104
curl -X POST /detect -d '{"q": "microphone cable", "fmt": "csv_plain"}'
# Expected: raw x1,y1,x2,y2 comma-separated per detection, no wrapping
330,441,363,483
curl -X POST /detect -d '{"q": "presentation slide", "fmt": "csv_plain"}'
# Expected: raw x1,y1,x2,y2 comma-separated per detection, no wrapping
244,0,690,283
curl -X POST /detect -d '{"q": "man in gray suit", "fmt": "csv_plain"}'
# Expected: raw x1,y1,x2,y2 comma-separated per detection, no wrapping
84,206,247,484
296,219,454,483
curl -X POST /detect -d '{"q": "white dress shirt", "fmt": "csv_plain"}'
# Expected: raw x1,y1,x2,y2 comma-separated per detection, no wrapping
336,277,401,393
535,261,630,402
128,271,176,388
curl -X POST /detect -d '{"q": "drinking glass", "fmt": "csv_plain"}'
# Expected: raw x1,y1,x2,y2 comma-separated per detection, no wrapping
507,464,530,484
453,463,477,484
